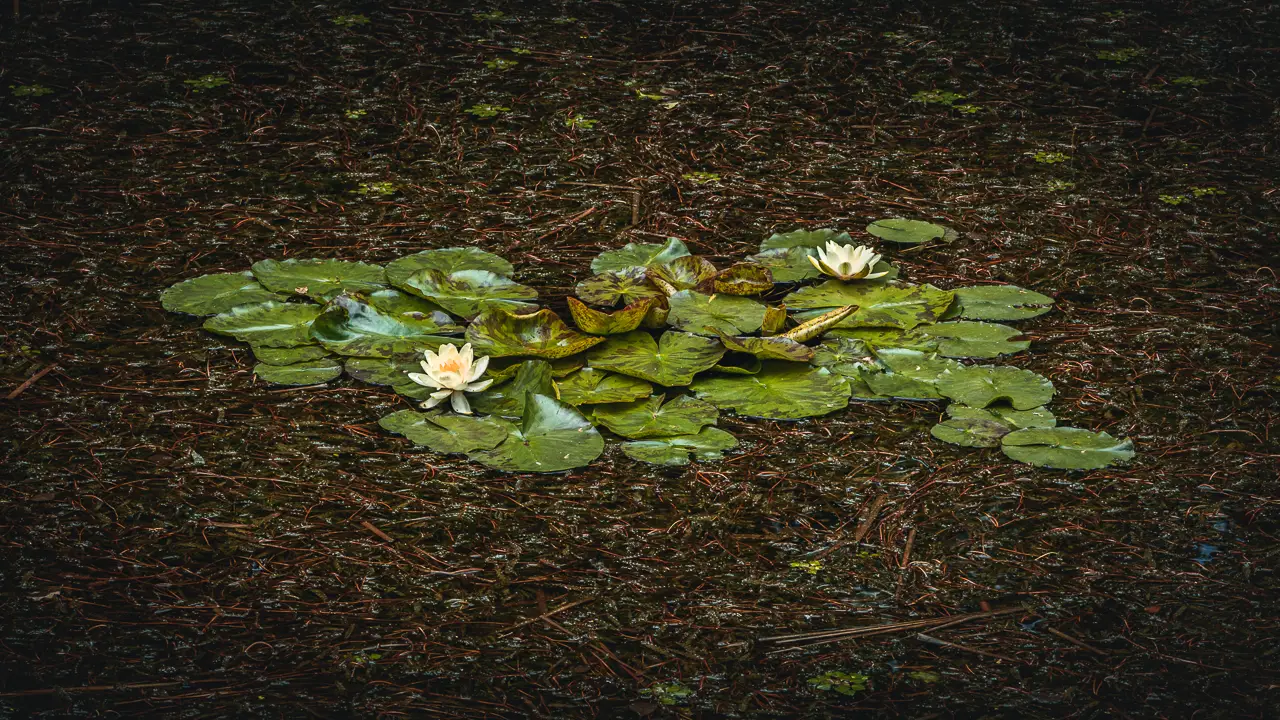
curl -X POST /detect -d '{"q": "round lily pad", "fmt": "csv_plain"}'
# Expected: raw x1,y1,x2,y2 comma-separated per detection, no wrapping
251,344,333,365
567,297,654,335
947,404,1057,429
590,238,690,273
811,337,875,378
344,355,421,386
378,409,511,454
713,263,774,296
554,368,652,406
865,218,950,245
749,247,821,283
311,295,460,357
918,321,1030,359
586,331,726,387
466,308,605,359
251,258,387,301
397,269,539,319
385,247,514,287
591,394,718,439
667,291,767,336
862,370,944,400
621,427,738,466
468,394,605,473
786,282,955,330
930,417,1013,447
1001,427,1135,470
759,228,852,252
365,288,452,321
827,327,938,352
873,348,963,383
575,267,664,307
469,360,555,418
952,285,1055,321
647,256,718,294
936,366,1055,410
691,363,850,419
203,301,322,348
161,271,286,316
253,358,344,386
714,331,815,362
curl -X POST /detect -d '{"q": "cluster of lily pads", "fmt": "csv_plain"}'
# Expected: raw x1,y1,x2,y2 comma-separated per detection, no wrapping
161,221,1134,472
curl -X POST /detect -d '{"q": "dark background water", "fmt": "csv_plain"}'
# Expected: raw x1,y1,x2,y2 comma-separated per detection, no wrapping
1,0,1277,717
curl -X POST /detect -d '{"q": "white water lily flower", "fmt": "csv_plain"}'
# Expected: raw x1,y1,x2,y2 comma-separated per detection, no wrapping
406,343,493,414
807,242,890,281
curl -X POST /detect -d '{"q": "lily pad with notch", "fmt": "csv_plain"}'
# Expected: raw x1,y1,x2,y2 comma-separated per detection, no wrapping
378,409,511,454
1001,427,1135,470
397,269,539,319
251,344,333,365
253,358,344,386
203,301,322,348
365,288,455,323
468,393,605,472
586,331,726,387
667,290,767,336
918,321,1030,359
866,218,953,245
759,228,852,252
575,267,664,307
811,337,876,378
554,368,653,406
827,327,938,352
691,363,850,419
385,247,514,286
567,297,654,335
161,271,287,316
936,365,1055,410
251,258,387,301
311,295,460,357
951,285,1055,321
590,238,690,273
621,427,738,466
748,247,821,283
647,256,718,294
948,403,1057,429
469,360,556,418
591,394,718,439
787,282,954,330
714,330,815,362
466,308,605,359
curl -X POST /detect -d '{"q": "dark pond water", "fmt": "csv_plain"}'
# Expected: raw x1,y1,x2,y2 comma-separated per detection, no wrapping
2,0,1278,717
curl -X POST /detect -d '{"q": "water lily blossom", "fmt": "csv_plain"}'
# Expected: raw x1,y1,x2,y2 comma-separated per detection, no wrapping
808,242,890,281
407,343,493,414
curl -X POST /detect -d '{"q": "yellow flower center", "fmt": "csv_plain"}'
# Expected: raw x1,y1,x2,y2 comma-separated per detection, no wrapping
438,357,466,374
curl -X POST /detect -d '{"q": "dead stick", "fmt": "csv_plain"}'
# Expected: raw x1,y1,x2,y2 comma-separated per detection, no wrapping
853,494,888,543
500,596,595,635
899,526,917,569
917,633,1017,663
763,608,1021,643
360,521,394,543
1045,626,1109,656
532,207,595,242
6,364,57,400
0,679,226,697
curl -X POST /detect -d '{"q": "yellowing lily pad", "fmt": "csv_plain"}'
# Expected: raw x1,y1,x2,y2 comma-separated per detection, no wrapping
203,301,322,348
865,218,951,245
1001,427,1134,469
952,285,1055,321
161,271,286,316
918,321,1030,358
378,409,510,454
566,297,654,335
621,427,738,466
385,247,514,287
575,267,664,307
691,363,850,419
786,282,954,330
590,394,718,438
590,238,690,273
586,331,725,387
555,368,653,406
667,290,767,336
936,365,1054,410
397,269,539,319
647,256,718,294
468,394,605,472
253,358,344,385
714,330,815,362
251,258,387,301
712,263,774,295
311,295,460,357
465,308,605,359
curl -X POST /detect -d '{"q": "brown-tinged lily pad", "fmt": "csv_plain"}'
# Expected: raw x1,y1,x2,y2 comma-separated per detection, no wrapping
713,263,774,295
575,267,665,307
465,308,605,359
713,330,815,362
567,296,655,335
646,256,718,294
786,282,954,330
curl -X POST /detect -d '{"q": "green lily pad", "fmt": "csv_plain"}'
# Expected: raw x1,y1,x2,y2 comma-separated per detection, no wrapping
344,355,421,386
936,366,1055,410
378,409,510,454
930,417,1013,447
948,403,1057,429
621,427,738,466
251,258,387,301
786,282,954,330
466,308,605,359
253,358,344,386
811,337,875,377
862,370,944,400
918,321,1030,358
667,290,767,336
873,348,964,383
952,285,1055,321
648,256,718,293
866,218,950,245
385,247,514,286
845,366,891,401
691,363,850,419
203,301,322,347
161,271,286,316
591,394,718,439
1001,427,1135,470
310,295,459,357
712,354,763,375
397,269,539,319
365,288,454,322
826,327,938,352
566,297,654,335
748,247,821,283
555,368,653,405
713,263,774,295
468,393,605,472
250,344,333,365
714,331,815,362
590,238,690,273
760,228,852,252
469,360,556,418
586,331,725,387
575,267,664,307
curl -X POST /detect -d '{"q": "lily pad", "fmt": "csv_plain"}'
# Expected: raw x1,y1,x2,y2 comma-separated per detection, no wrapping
918,321,1030,358
591,394,718,439
786,282,954,330
385,247,514,286
466,308,605,359
749,247,821,283
567,297,654,335
873,348,964,383
948,403,1057,429
760,228,852,252
365,288,454,322
203,301,322,348
344,355,421,386
930,417,1013,447
586,331,726,387
647,256,718,294
555,368,653,406
667,290,767,336
470,360,555,418
713,263,774,295
575,267,664,307
952,285,1055,321
827,327,939,352
691,363,850,419
468,393,605,472
1001,427,1135,470
311,295,459,357
936,366,1055,410
712,354,763,375
378,409,510,454
761,305,788,335
251,258,387,301
621,427,738,466
397,269,539,319
811,337,875,377
161,272,286,315
714,330,815,362
866,218,950,245
253,358,344,386
250,344,333,365
590,238,690,273
862,370,945,400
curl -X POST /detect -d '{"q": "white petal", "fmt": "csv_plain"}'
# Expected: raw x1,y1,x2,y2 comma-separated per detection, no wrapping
465,378,494,392
459,343,474,371
864,270,891,279
807,254,825,273
407,372,442,389
430,389,453,399
450,391,472,414
469,355,490,382
421,393,447,409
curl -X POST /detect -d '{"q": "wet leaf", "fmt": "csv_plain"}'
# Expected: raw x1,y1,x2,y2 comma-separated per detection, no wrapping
786,282,954,330
874,348,964,382
713,263,774,295
253,358,343,386
567,297,654,335
712,354,763,375
161,271,286,316
621,427,737,466
251,258,387,301
466,308,605,359
468,394,605,472
811,337,875,377
590,238,690,273
554,368,653,406
866,218,950,244
691,363,850,419
714,330,815,361
761,305,788,335
470,360,555,418
378,409,510,454
575,267,664,307
760,228,852,252
591,394,718,438
311,295,460,357
919,321,1030,358
862,371,944,400
1001,427,1135,469
827,327,939,352
948,403,1057,429
930,417,1012,447
365,288,453,322
397,269,538,319
586,331,725,386
250,344,333,365
385,247,514,286
748,247,821,283
647,256,718,294
344,355,421,386
667,290,767,336
936,366,1055,410
203,301,322,348
952,285,1055,321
